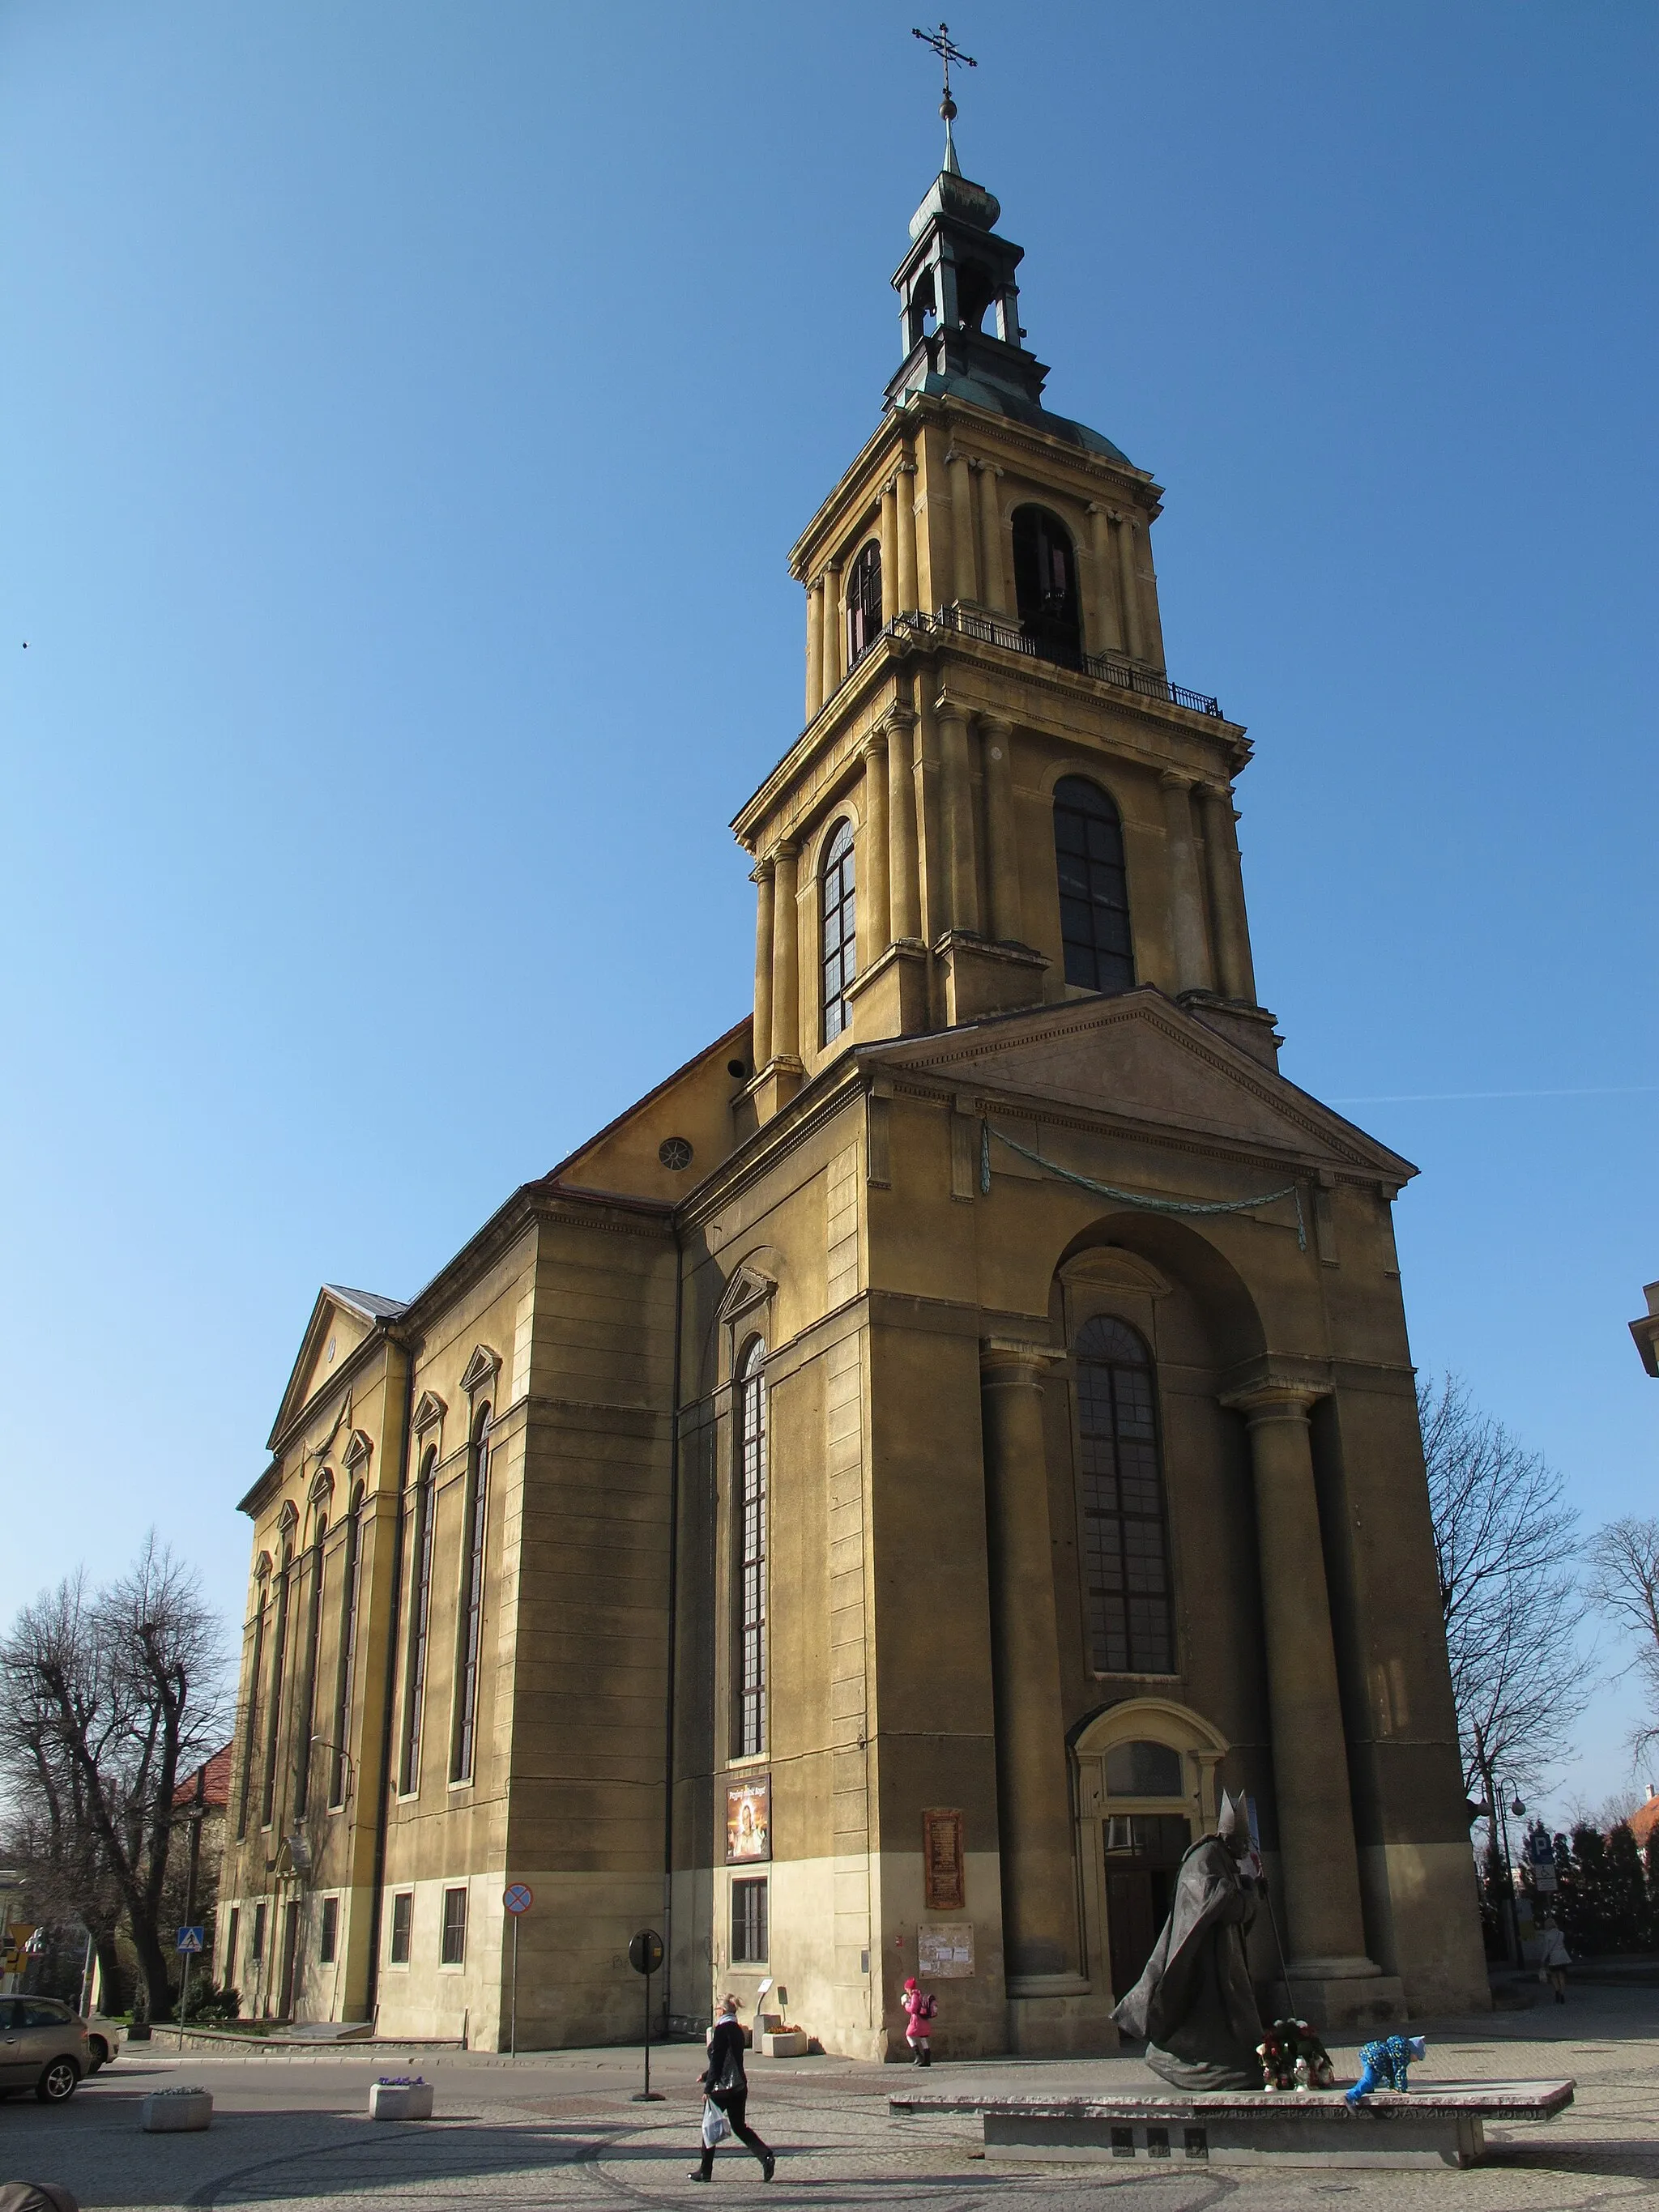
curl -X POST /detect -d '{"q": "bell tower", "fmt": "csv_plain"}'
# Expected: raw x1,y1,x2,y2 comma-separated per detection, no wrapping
734,121,1277,1127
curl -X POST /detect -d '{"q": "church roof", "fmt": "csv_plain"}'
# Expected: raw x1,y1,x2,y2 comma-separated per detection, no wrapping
900,369,1129,460
322,1284,407,1323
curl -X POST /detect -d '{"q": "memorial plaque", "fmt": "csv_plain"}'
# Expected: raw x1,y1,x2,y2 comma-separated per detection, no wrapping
917,1920,975,1978
922,1806,966,1910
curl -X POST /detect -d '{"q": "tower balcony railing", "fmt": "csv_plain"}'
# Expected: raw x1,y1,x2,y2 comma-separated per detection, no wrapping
872,605,1224,718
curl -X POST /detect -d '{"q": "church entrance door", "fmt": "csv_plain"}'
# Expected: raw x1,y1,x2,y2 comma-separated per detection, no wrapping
1103,1813,1191,1998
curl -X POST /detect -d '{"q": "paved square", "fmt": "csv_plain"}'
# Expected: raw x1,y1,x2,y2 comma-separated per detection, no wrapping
2,1987,1655,2211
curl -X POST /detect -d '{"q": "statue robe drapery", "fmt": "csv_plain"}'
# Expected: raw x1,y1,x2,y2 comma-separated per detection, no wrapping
1111,1834,1265,2091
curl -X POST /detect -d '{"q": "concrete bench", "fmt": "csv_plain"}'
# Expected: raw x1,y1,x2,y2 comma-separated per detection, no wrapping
889,2081,1576,2170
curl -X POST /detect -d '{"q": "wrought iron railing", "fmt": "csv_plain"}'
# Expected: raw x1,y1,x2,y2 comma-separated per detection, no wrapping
871,605,1223,718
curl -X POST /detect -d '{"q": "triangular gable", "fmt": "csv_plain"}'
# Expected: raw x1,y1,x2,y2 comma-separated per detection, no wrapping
863,988,1415,1181
268,1285,404,1452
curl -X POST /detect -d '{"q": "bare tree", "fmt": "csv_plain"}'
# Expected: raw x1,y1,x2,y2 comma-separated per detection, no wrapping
0,1538,227,2020
1420,1374,1589,1814
1585,1517,1659,1771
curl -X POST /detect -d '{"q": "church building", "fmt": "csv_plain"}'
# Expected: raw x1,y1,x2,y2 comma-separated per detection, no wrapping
216,116,1488,2057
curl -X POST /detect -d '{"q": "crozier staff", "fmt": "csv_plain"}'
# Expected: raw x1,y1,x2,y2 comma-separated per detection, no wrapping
1111,1792,1265,2091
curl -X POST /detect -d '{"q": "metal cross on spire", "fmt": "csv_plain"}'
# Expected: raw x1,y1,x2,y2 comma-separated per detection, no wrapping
911,20,976,174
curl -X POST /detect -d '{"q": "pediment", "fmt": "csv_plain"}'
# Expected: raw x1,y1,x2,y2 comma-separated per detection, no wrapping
269,1283,404,1452
869,989,1414,1179
412,1389,447,1434
459,1344,501,1396
718,1263,777,1327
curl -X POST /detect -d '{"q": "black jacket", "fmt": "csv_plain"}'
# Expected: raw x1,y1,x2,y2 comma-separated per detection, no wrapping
702,2018,748,2099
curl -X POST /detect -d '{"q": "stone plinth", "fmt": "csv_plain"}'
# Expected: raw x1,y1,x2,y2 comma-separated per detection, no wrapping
890,2082,1575,2171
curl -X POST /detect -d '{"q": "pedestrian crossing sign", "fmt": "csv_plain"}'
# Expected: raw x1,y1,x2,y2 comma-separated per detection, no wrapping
176,1926,205,1953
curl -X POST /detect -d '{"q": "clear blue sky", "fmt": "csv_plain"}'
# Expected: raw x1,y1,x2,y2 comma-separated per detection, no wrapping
2,3,1653,1822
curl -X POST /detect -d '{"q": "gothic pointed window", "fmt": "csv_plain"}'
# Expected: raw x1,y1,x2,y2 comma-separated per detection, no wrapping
1055,775,1133,995
735,1337,768,1758
847,542,883,667
1074,1315,1174,1675
1013,504,1082,667
821,819,857,1042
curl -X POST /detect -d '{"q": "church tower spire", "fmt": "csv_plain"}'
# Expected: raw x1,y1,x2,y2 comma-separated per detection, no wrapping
733,117,1276,1127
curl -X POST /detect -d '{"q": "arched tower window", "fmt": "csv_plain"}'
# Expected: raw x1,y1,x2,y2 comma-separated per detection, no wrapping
847,541,883,667
1074,1316,1174,1675
821,819,857,1043
329,1483,363,1809
735,1337,769,1758
237,1563,271,1840
451,1403,491,1783
1054,776,1133,995
292,1508,326,1818
259,1536,293,1827
1013,505,1082,667
399,1447,437,1794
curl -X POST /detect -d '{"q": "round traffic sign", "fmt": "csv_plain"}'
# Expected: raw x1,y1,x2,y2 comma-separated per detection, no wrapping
504,1882,534,1915
627,1928,664,1975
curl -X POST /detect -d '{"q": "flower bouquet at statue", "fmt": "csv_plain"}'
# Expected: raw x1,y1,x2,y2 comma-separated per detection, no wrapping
1256,2019,1335,2092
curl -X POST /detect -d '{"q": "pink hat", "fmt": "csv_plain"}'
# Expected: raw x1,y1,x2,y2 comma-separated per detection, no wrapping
904,1975,918,1991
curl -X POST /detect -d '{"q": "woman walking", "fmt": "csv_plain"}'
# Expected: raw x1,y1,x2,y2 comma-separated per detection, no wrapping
691,1995,775,2183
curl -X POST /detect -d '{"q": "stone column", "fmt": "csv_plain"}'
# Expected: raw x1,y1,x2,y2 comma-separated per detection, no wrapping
1088,503,1124,654
1159,772,1213,994
1225,1383,1374,1975
770,840,800,1061
821,565,843,697
980,1341,1082,1984
880,483,899,624
976,462,1007,613
805,583,824,722
886,707,921,940
896,461,919,613
861,731,890,965
947,449,978,603
979,714,1021,944
936,691,979,934
1198,782,1257,1004
1113,513,1145,661
751,858,775,1067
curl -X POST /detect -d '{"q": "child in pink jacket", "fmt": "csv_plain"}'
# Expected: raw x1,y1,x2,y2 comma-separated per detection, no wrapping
902,1977,936,2066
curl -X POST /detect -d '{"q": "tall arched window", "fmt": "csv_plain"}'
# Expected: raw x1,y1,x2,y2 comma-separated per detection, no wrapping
847,541,883,667
1013,504,1082,667
1054,775,1133,995
735,1339,768,1758
237,1564,270,1840
451,1403,491,1783
292,1510,327,1818
1074,1316,1174,1675
399,1447,437,1794
328,1483,363,1808
260,1537,294,1827
821,819,857,1042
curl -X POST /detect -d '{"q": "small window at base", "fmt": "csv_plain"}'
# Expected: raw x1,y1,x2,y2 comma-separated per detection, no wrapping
318,1895,339,1964
441,1886,468,1965
390,1891,412,1964
731,1876,769,1964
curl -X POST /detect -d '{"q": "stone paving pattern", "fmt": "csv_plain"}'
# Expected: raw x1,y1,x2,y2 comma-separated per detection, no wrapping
2,1986,1656,2211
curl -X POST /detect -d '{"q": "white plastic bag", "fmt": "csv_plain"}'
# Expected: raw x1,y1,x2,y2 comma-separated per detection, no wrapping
702,2097,731,2148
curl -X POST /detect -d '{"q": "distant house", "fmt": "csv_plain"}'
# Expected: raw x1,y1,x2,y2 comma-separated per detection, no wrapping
1626,1787,1659,1852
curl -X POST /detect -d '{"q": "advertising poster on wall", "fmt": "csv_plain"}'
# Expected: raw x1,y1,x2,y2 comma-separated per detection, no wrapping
725,1776,771,1863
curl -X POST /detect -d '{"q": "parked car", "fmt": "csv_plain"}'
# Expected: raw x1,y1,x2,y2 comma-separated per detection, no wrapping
0,1997,90,2102
86,2017,123,2072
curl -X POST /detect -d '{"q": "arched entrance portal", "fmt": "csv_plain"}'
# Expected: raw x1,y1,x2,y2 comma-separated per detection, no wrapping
1071,1699,1228,2003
